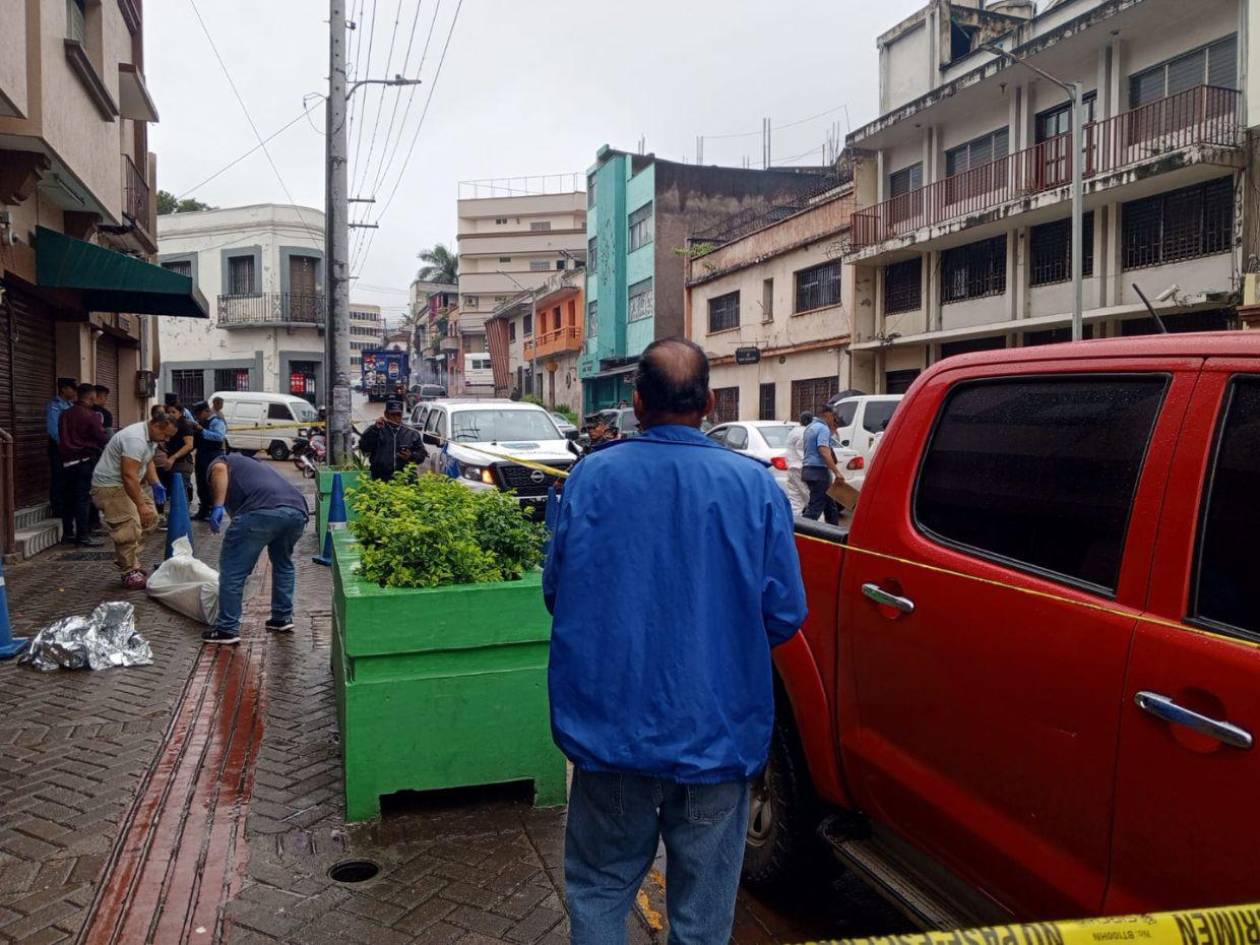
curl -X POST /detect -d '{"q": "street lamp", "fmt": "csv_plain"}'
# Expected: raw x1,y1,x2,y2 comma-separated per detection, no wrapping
981,44,1086,342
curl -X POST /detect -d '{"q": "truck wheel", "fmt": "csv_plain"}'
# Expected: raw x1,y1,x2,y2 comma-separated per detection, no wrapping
268,441,290,461
742,715,817,893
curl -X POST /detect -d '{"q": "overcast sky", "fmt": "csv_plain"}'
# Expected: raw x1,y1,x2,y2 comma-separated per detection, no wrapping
148,0,925,324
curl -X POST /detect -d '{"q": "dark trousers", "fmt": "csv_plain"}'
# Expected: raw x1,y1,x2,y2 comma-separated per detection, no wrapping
60,460,93,541
48,439,63,515
193,452,220,516
801,466,839,525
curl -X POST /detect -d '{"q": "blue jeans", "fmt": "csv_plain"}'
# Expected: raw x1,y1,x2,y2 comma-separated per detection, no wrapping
565,769,750,945
215,507,307,636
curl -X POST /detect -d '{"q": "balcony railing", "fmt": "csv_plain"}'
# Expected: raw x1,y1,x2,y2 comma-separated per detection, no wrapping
852,85,1242,251
123,155,150,231
217,293,326,327
523,325,582,360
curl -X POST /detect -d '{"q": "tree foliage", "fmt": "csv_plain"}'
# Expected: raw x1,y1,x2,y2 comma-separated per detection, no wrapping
157,190,214,215
349,471,545,589
416,243,459,284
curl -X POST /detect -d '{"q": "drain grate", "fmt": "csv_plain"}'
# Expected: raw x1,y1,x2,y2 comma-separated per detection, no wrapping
58,551,116,561
328,859,380,884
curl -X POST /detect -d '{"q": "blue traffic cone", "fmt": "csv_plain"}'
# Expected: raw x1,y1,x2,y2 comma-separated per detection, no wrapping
313,472,346,565
0,556,29,660
164,472,193,560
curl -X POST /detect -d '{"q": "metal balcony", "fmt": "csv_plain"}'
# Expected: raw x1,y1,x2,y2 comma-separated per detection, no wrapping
217,293,326,328
851,85,1243,252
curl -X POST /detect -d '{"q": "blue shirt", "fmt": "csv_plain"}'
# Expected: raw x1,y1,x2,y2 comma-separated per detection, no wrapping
209,453,308,519
802,419,832,468
45,396,70,442
200,414,227,444
544,424,807,783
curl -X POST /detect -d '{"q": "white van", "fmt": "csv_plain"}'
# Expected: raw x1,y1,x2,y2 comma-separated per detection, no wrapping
827,394,903,488
210,391,320,460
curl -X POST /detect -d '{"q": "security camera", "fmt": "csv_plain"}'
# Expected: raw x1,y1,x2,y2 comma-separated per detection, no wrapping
1155,284,1180,303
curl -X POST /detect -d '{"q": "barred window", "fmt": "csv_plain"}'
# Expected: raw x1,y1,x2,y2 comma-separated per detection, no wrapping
885,258,922,314
214,368,251,392
794,261,841,313
162,259,192,278
708,291,740,333
523,313,533,336
759,383,776,421
1122,177,1233,270
791,376,839,419
628,278,654,322
227,255,256,295
629,202,654,252
1030,213,1095,286
588,236,598,274
712,387,740,423
941,236,1007,304
171,369,205,405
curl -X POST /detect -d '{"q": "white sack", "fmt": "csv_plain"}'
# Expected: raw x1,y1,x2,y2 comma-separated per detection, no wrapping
146,537,220,625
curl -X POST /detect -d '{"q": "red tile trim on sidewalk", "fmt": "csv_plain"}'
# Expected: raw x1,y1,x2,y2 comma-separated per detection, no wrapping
78,565,272,945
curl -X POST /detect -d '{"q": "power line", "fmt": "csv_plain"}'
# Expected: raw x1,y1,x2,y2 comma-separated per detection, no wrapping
704,102,852,141
349,0,379,193
344,0,365,136
363,0,428,198
185,0,324,248
175,100,321,199
350,0,404,199
353,0,463,279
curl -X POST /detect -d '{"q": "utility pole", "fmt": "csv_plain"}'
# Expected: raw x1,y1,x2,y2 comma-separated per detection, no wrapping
327,0,352,464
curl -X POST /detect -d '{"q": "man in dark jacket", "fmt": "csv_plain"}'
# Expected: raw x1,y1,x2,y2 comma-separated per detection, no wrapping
358,400,426,481
59,383,110,546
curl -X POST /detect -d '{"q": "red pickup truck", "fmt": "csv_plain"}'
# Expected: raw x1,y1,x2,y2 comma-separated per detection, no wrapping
750,333,1258,926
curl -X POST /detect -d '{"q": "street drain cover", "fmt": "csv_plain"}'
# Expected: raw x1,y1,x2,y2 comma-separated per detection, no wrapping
328,859,380,884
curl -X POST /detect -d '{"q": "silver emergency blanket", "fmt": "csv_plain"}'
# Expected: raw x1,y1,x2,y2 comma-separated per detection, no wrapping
19,602,153,672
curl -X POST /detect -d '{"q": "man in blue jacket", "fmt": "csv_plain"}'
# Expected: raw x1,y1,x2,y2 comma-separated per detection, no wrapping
544,337,807,945
191,400,228,520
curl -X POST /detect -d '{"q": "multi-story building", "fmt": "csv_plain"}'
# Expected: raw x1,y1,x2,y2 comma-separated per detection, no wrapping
1,0,202,557
411,280,458,386
349,303,382,369
455,184,588,370
685,180,856,422
844,0,1248,394
157,204,327,405
581,147,838,410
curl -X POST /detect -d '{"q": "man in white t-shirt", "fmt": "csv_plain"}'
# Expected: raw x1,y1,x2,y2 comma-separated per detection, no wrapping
91,415,175,589
783,411,812,516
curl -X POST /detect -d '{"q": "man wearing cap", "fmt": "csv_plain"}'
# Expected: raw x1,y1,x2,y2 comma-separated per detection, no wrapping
801,404,841,524
358,400,426,481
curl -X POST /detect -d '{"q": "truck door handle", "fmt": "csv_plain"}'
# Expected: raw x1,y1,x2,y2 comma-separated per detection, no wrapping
1135,691,1253,750
861,583,915,615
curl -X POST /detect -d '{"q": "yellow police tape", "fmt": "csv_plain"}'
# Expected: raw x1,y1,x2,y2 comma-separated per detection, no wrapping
224,421,326,433
800,902,1260,945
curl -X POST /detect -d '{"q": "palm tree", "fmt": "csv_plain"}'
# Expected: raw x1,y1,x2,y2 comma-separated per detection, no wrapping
416,243,458,284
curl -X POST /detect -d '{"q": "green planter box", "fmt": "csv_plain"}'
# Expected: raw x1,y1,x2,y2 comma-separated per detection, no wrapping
331,530,566,822
315,468,364,538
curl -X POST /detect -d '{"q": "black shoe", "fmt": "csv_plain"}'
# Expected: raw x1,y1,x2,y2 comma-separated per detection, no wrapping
75,536,105,548
60,535,79,545
201,629,240,645
265,618,295,633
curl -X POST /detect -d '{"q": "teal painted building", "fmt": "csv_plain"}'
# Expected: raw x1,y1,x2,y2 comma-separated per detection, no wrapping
579,146,835,412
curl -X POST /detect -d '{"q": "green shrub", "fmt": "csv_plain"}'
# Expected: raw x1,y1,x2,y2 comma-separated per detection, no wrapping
349,471,547,588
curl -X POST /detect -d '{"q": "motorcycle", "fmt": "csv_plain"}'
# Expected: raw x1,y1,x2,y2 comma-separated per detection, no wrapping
291,432,326,479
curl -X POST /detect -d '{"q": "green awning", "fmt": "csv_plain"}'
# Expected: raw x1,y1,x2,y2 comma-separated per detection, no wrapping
36,226,208,318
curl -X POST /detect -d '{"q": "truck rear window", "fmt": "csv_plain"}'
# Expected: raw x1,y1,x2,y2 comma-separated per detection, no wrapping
914,375,1167,594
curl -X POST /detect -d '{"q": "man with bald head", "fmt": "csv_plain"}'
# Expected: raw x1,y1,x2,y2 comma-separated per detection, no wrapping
545,337,807,945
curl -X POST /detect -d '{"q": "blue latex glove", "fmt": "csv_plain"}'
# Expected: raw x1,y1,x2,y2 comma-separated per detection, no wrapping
151,482,167,507
208,505,226,533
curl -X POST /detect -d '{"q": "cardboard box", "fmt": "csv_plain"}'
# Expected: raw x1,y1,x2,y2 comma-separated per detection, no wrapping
827,478,861,513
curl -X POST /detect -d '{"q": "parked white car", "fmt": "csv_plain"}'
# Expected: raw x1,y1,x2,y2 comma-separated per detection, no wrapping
705,420,795,494
210,391,320,460
408,399,575,510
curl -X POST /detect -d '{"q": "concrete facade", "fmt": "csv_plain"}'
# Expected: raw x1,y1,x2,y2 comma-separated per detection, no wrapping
156,204,330,403
845,0,1249,394
349,303,382,368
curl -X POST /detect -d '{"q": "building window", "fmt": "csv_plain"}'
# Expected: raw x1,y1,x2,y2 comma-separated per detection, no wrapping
790,376,839,419
1191,376,1260,639
171,369,205,404
588,237,598,274
1122,177,1233,270
761,278,774,322
556,260,566,270
707,291,740,333
1030,213,1096,286
588,176,596,208
530,221,552,232
214,368,250,392
529,260,550,272
586,300,598,336
495,217,507,225
499,256,512,263
628,278,654,322
629,202,654,252
885,369,920,395
712,387,739,423
884,258,922,314
466,296,479,308
226,255,256,295
794,260,841,313
509,322,516,342
162,259,193,279
759,383,776,421
889,163,922,197
1035,94,1098,143
523,313,533,336
945,128,1009,177
888,163,924,226
1129,35,1238,108
915,375,1167,593
941,235,1007,304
